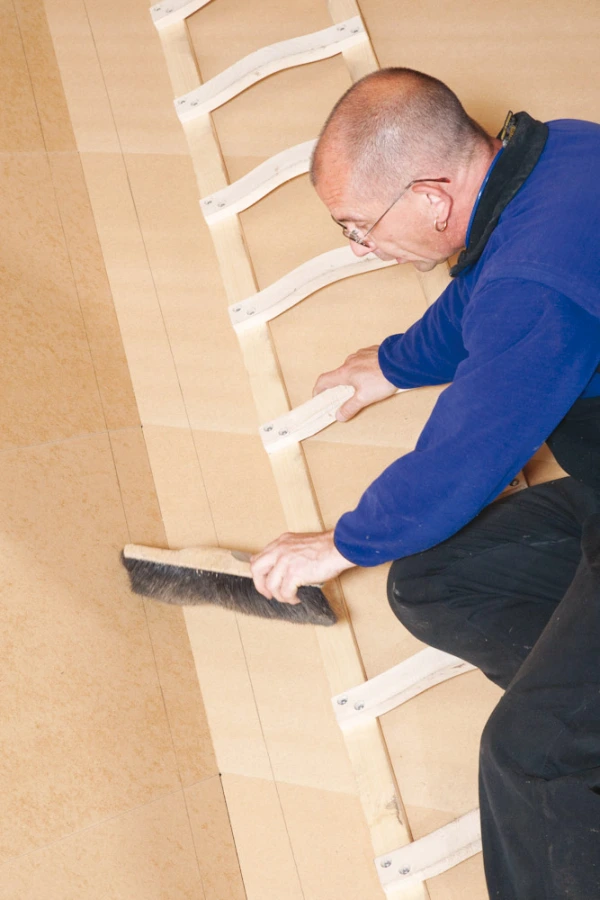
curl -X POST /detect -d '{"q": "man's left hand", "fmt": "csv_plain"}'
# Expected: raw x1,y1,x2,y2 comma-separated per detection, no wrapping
250,531,355,604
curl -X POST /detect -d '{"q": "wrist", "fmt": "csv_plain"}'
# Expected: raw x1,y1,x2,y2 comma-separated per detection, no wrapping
378,336,406,388
330,531,356,571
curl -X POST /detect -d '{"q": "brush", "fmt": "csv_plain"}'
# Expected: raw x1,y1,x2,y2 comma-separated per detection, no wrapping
121,543,337,626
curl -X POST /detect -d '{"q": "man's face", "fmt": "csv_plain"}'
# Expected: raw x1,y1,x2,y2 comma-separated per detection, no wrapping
316,168,450,272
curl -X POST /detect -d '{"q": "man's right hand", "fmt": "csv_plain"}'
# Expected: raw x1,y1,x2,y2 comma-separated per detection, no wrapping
313,345,398,421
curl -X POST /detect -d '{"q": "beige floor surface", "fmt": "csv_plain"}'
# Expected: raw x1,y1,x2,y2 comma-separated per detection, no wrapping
0,1,243,897
3,0,596,898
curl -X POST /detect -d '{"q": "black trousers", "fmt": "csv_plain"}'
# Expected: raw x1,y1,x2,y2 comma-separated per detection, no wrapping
387,477,600,900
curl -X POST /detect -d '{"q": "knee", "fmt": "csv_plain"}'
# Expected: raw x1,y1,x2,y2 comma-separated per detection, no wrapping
387,556,431,606
480,698,516,778
387,556,446,642
480,693,540,782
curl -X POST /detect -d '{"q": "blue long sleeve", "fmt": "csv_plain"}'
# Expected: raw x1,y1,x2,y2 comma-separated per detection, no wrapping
378,278,469,388
334,280,600,567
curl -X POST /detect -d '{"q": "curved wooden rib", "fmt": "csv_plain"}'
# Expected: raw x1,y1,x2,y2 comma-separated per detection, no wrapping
260,384,410,454
175,17,366,120
332,647,475,730
229,246,397,333
201,140,316,222
261,385,354,454
375,809,482,892
150,0,213,31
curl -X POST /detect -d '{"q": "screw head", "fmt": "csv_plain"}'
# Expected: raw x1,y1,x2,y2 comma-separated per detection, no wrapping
278,429,288,436
351,27,359,32
399,867,411,875
380,859,392,869
232,306,241,312
177,99,185,105
263,425,273,433
217,202,226,208
204,199,213,205
190,100,199,107
354,702,365,711
337,25,345,30
246,309,256,316
337,696,348,706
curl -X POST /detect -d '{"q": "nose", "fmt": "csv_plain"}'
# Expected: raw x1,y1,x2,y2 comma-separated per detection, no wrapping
349,239,373,258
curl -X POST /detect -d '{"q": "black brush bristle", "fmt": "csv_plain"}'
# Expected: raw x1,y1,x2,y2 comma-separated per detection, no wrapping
121,552,337,626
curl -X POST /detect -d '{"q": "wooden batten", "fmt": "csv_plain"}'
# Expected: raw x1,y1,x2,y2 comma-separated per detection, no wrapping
154,8,429,899
327,0,379,80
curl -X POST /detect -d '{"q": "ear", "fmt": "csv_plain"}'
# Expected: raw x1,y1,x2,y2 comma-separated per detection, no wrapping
410,182,453,226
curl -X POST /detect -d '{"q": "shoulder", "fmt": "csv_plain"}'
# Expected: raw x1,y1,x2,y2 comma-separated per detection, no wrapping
471,123,600,312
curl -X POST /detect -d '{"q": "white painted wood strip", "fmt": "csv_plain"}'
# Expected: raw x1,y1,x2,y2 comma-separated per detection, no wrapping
175,18,367,120
375,809,482,893
150,0,213,31
260,385,411,453
201,140,316,222
332,648,475,731
229,246,397,333
260,385,355,453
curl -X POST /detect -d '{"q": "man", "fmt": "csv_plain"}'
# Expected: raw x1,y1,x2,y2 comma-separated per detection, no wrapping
250,68,600,898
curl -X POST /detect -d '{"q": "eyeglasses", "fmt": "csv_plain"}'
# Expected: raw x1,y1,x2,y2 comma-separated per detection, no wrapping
332,177,451,247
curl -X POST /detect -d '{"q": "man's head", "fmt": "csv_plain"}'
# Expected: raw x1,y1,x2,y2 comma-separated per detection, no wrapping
311,68,497,270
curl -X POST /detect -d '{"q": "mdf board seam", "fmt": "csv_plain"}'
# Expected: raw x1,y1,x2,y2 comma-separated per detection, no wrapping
152,3,461,898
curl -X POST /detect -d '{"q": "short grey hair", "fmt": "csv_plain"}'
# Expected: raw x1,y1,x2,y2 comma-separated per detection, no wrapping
311,68,492,200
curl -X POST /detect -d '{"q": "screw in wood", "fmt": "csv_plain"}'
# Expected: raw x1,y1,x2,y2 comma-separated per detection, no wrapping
380,860,392,869
399,867,411,875
337,696,348,705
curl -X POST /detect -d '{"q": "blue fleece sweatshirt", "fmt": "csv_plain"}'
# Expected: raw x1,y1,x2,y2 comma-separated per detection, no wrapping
333,120,600,567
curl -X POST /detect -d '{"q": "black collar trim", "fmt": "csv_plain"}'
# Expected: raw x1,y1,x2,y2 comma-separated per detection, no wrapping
450,111,549,277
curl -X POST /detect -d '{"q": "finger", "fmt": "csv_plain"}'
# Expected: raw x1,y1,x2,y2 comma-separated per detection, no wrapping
313,369,343,396
250,556,275,600
278,569,303,604
336,395,365,422
265,558,301,605
250,531,299,574
251,533,289,562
